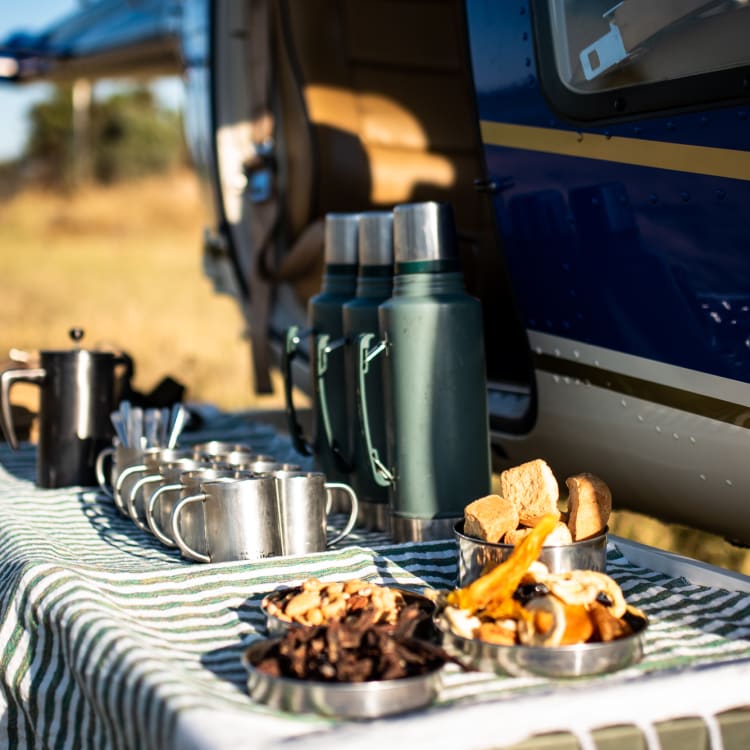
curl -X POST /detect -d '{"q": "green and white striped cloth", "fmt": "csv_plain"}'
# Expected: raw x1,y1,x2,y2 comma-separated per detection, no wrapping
0,414,749,750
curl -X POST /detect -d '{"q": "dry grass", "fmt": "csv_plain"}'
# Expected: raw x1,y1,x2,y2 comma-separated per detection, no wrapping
0,169,290,411
2,170,749,576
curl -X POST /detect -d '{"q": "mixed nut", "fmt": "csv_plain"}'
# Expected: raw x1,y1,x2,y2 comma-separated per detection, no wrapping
263,578,427,628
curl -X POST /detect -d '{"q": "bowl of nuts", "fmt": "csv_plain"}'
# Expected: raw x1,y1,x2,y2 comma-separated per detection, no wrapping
244,592,455,719
261,578,437,636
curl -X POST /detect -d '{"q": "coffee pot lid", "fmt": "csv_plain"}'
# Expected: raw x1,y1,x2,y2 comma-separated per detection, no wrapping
393,201,458,265
324,213,360,266
40,329,118,360
358,211,394,267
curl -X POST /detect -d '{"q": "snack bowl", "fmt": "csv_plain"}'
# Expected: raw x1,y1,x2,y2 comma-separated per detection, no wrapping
434,608,647,678
454,520,608,587
261,583,437,636
242,637,444,719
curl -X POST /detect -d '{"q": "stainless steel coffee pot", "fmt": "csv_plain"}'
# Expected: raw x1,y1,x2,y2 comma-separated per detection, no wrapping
0,329,130,488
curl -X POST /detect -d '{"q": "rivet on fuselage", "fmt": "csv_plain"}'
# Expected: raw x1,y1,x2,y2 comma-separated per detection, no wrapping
726,479,734,487
620,399,627,407
672,433,679,440
655,426,662,433
700,474,707,480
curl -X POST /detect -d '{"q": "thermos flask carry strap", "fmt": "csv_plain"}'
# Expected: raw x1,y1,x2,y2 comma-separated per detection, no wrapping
282,326,313,456
356,334,394,488
0,368,46,451
316,334,352,474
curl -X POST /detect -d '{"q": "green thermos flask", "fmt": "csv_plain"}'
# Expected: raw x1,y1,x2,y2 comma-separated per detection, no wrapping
342,212,394,531
284,212,359,484
358,201,491,541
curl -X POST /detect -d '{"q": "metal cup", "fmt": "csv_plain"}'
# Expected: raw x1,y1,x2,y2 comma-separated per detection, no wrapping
172,476,281,563
244,461,301,474
190,441,255,460
123,447,195,529
95,441,140,502
167,467,251,556
273,471,358,555
210,451,275,467
137,458,209,544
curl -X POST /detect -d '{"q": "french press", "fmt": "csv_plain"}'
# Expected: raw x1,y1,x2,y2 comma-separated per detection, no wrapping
0,328,130,488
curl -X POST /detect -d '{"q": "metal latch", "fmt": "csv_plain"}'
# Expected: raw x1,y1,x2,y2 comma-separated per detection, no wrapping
580,21,627,81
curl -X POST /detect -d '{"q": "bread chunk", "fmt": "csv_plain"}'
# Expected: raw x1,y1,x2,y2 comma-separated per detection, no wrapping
464,494,519,543
503,526,533,546
505,521,571,547
566,472,612,541
500,459,560,526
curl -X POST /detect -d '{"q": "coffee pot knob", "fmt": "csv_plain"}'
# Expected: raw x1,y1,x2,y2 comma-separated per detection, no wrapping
69,328,85,346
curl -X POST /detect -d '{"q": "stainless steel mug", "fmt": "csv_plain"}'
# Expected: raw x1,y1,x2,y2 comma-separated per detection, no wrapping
0,329,131,488
166,467,249,556
95,441,141,502
143,459,208,546
172,476,281,563
190,441,255,460
273,471,358,555
120,447,193,531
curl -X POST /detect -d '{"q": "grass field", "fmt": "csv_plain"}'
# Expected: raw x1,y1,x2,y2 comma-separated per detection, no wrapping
1,169,749,576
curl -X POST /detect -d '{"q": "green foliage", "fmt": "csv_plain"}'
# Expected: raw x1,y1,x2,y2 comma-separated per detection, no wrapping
24,83,187,186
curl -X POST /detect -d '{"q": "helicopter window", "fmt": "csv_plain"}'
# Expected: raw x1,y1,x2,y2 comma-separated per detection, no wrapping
549,0,750,92
534,0,750,121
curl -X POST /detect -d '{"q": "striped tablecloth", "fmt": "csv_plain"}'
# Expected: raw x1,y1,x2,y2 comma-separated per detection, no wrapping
1,412,749,750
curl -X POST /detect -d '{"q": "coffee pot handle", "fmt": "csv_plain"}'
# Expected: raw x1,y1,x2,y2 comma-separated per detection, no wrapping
171,493,210,563
324,482,359,547
356,334,394,487
282,326,313,456
0,367,46,450
316,333,352,474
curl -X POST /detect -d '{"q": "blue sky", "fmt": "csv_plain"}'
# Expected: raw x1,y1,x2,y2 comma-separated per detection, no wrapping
0,1,184,161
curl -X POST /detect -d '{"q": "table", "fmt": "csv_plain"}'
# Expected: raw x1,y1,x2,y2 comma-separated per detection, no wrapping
1,410,749,750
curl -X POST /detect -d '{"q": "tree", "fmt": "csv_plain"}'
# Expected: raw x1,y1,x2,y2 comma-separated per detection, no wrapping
24,83,187,186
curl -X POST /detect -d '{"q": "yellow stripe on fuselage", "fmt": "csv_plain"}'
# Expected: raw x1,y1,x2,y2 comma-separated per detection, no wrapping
480,121,750,181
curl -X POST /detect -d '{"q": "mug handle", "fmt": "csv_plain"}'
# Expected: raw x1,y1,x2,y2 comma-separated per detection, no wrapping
324,482,358,547
95,446,116,499
283,326,313,456
171,493,210,563
0,367,46,450
316,333,352,474
128,473,161,531
356,334,394,487
146,482,181,547
113,463,146,516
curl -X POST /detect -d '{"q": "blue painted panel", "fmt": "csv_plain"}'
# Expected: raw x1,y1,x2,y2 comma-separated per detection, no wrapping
466,0,750,383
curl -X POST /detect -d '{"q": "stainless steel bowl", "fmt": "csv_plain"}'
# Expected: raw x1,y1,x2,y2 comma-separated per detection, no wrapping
261,585,437,636
454,520,608,586
435,609,647,678
242,639,444,719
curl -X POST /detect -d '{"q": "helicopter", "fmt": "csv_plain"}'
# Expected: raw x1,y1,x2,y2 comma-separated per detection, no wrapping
2,0,749,547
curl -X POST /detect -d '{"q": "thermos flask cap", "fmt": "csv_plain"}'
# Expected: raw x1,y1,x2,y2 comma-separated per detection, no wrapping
393,201,458,265
358,211,394,267
324,212,360,265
